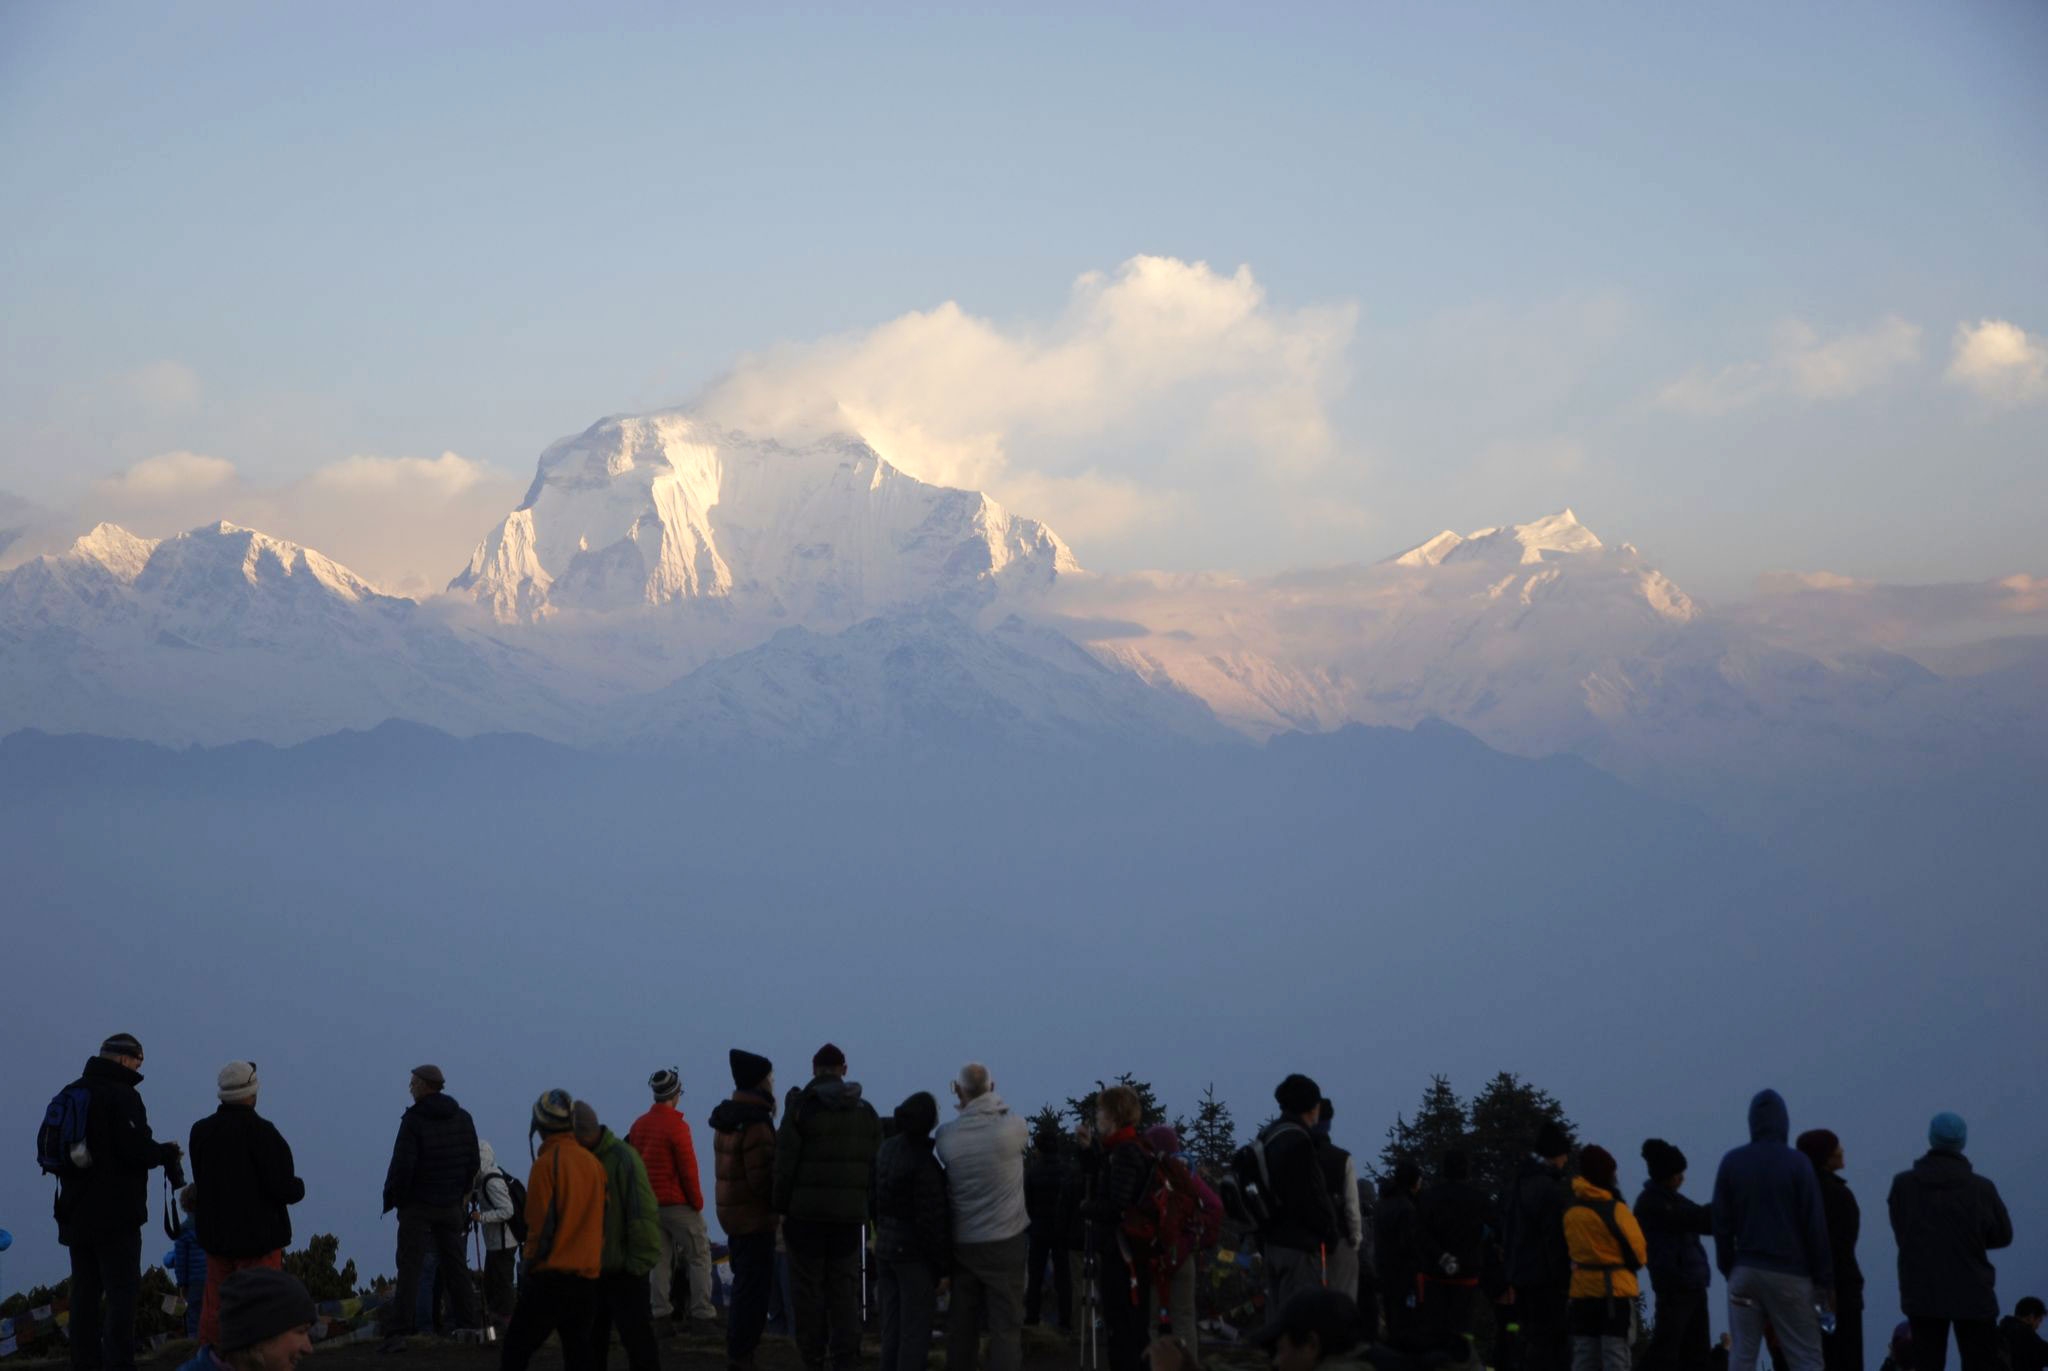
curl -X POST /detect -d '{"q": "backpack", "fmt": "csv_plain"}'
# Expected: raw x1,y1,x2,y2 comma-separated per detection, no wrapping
36,1083,94,1177
1218,1121,1304,1231
1122,1145,1220,1304
480,1169,529,1245
1567,1193,1641,1291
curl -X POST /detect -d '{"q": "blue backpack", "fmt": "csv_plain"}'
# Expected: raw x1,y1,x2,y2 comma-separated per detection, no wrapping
37,1084,94,1176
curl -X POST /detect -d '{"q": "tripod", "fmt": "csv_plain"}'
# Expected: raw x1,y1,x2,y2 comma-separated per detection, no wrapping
1077,1233,1103,1370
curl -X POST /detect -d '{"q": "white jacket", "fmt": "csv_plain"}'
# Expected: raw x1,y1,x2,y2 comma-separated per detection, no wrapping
934,1092,1029,1244
473,1141,519,1252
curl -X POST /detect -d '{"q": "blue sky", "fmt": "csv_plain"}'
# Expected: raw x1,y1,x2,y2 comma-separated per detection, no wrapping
2,1,2044,596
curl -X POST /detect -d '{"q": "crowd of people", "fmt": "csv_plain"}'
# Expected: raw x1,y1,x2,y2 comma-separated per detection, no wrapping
35,1035,2044,1371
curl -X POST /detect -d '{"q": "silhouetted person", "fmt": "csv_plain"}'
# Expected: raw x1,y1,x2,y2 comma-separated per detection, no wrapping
774,1043,882,1371
1887,1112,2013,1371
712,1050,779,1371
1506,1121,1576,1371
934,1062,1030,1371
1711,1090,1831,1371
628,1068,715,1335
502,1090,606,1371
1797,1130,1864,1371
189,1062,304,1353
874,1091,951,1371
1257,1075,1341,1310
575,1101,662,1371
1636,1139,1712,1371
379,1064,483,1345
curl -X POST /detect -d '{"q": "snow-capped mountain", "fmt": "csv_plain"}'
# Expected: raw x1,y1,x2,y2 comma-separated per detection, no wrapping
450,412,1078,624
0,522,571,745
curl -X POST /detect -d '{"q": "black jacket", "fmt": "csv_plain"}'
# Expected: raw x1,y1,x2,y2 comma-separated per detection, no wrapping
1416,1179,1491,1280
1886,1151,2012,1321
55,1057,179,1243
190,1104,305,1258
382,1092,480,1212
1816,1170,1864,1311
1258,1120,1339,1255
1634,1183,1713,1294
1503,1158,1573,1290
1025,1151,1070,1245
873,1134,951,1272
1314,1135,1360,1247
2000,1316,2048,1371
1078,1134,1153,1259
1375,1184,1421,1290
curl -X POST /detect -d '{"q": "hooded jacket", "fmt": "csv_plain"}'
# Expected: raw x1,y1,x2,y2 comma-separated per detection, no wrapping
1563,1176,1648,1300
525,1131,606,1279
1633,1182,1712,1294
873,1132,952,1271
933,1092,1030,1244
591,1127,664,1278
1504,1157,1573,1290
775,1075,883,1227
382,1091,481,1213
626,1100,704,1211
472,1142,519,1253
710,1090,778,1237
1710,1091,1832,1285
54,1056,180,1243
1886,1151,2012,1321
188,1103,305,1258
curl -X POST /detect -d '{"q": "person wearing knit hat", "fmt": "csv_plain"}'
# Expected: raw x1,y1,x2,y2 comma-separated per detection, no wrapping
1796,1130,1867,1371
1256,1075,1342,1318
376,1061,483,1348
214,1267,315,1371
1505,1120,1576,1371
627,1067,717,1332
189,1061,306,1353
1888,1113,2014,1371
777,1043,882,1371
1635,1139,1713,1371
709,1050,780,1370
501,1088,609,1371
1562,1144,1647,1371
50,1032,184,1371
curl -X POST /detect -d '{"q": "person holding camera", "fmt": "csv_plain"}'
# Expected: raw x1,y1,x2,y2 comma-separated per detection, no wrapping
49,1032,185,1371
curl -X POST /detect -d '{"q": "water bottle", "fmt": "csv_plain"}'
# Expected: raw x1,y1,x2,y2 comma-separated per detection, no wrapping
1816,1303,1837,1336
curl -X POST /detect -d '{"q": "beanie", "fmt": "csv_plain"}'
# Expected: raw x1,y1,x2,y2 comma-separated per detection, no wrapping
1579,1144,1619,1191
812,1043,847,1073
1274,1073,1322,1117
1534,1120,1572,1159
893,1091,939,1139
1796,1129,1840,1171
100,1032,143,1059
532,1088,574,1135
649,1068,681,1102
217,1268,315,1353
217,1061,259,1104
730,1049,773,1090
1641,1138,1688,1184
1928,1112,1967,1154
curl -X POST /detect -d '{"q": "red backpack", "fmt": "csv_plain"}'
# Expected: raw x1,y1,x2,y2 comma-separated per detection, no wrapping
1121,1145,1222,1301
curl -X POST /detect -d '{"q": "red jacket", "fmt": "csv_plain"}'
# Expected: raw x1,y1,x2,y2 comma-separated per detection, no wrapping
627,1102,704,1210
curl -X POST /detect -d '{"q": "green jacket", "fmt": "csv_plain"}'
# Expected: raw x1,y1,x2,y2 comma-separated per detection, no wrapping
593,1127,662,1277
774,1075,882,1226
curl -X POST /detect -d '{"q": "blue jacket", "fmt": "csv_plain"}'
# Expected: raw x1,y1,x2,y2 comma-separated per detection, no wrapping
171,1217,207,1291
1635,1182,1713,1293
1711,1091,1833,1285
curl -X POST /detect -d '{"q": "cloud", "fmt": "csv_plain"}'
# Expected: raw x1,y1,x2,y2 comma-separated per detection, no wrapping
82,451,524,598
1944,319,2048,407
695,255,1356,540
1743,569,2048,649
1655,316,1922,415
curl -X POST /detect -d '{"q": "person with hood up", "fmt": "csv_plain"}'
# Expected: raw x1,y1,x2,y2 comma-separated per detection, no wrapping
873,1092,951,1371
2000,1298,2047,1371
1563,1145,1648,1371
1796,1130,1864,1371
628,1068,715,1335
1257,1075,1342,1311
1505,1120,1577,1371
471,1142,520,1324
51,1032,185,1371
380,1064,484,1346
574,1102,663,1371
502,1089,607,1371
1635,1139,1712,1371
1711,1090,1831,1371
774,1043,883,1371
712,1050,778,1371
1416,1149,1491,1362
933,1062,1030,1371
1886,1112,2014,1371
189,1062,305,1354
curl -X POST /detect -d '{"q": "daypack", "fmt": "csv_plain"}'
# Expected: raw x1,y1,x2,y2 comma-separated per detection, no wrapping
1122,1145,1220,1306
36,1083,94,1177
1218,1121,1305,1231
1567,1193,1641,1290
479,1169,529,1246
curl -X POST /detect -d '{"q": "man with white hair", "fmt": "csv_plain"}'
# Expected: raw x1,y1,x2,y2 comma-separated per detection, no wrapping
934,1063,1031,1371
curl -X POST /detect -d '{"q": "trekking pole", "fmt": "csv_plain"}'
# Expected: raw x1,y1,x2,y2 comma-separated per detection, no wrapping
1320,1243,1328,1289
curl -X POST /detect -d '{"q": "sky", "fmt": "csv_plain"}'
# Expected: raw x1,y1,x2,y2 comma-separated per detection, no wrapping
2,2,2045,601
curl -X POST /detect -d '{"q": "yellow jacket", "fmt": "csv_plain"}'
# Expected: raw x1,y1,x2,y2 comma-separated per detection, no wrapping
1564,1176,1648,1299
525,1132,607,1278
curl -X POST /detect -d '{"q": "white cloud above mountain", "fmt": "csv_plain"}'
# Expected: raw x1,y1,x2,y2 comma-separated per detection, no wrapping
1654,316,1923,415
1945,319,2048,408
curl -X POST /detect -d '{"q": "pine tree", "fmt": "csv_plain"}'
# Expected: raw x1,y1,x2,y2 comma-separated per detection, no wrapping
1028,1102,1068,1152
1378,1074,1470,1182
1467,1072,1576,1199
1185,1083,1239,1173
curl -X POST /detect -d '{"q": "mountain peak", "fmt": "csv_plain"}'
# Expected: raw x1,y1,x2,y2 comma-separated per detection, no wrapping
70,523,161,582
1389,509,1604,567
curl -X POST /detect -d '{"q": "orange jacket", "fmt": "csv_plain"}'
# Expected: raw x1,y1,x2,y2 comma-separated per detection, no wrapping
1564,1176,1649,1299
627,1102,704,1211
524,1132,606,1279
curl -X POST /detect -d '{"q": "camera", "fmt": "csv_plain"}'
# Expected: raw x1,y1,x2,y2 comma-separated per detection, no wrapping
165,1149,187,1189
